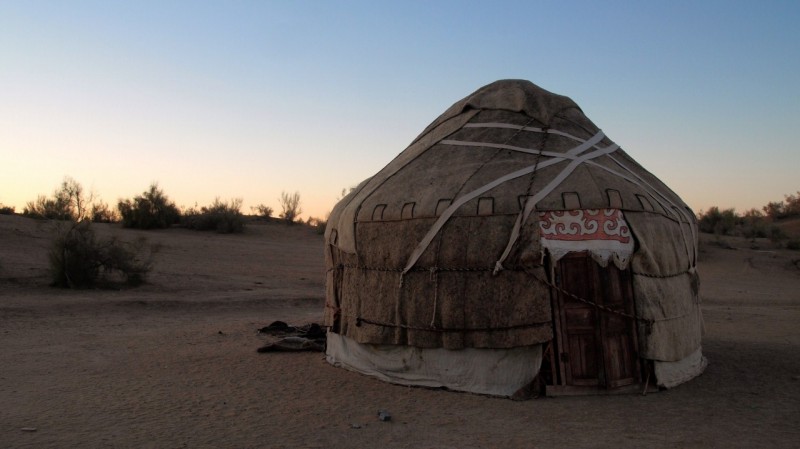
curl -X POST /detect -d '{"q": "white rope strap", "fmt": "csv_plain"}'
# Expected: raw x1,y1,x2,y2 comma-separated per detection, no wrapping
494,132,614,273
448,122,698,266
402,130,613,275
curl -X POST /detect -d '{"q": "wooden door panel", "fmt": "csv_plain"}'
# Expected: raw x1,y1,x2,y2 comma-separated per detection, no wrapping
552,252,640,390
568,334,600,385
605,338,625,387
598,262,639,388
604,314,628,333
555,254,602,386
564,308,594,330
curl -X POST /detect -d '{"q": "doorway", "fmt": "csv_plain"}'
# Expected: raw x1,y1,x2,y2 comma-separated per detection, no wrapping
546,252,641,392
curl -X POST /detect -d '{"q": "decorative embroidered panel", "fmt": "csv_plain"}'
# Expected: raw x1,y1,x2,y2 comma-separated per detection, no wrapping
538,209,634,268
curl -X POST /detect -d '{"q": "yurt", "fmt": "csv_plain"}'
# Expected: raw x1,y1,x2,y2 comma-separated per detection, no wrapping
323,79,706,398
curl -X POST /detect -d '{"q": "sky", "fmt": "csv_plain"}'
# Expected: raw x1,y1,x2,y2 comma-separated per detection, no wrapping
1,1,798,220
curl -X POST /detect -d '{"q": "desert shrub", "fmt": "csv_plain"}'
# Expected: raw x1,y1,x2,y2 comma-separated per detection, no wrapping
182,198,245,233
118,183,180,229
49,221,153,288
250,204,273,218
740,208,767,238
24,194,73,220
21,177,116,222
785,192,800,217
697,205,795,240
0,204,14,215
768,225,787,243
741,221,768,239
23,176,92,221
306,216,327,234
279,191,302,224
91,201,119,223
786,240,800,251
710,234,735,250
698,207,738,235
763,192,800,220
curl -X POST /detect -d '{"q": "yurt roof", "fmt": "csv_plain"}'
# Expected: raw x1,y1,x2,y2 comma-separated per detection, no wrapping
328,79,696,271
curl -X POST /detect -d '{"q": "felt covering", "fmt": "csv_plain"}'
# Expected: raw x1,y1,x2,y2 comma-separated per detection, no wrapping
325,80,701,365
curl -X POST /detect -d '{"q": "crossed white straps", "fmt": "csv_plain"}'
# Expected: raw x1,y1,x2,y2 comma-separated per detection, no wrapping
401,123,695,276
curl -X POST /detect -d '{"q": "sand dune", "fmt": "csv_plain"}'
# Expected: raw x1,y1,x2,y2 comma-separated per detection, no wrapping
1,215,798,448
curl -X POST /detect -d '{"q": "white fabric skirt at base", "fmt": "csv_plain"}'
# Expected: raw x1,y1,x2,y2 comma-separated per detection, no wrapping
325,332,542,397
654,346,707,388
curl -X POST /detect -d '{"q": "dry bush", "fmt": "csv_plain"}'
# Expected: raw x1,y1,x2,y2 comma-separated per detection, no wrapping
49,221,154,288
698,206,788,241
279,191,302,224
118,183,180,229
91,201,119,223
250,204,274,219
306,216,327,234
762,191,800,219
698,207,737,235
24,194,71,220
182,198,245,234
22,177,115,223
23,176,91,221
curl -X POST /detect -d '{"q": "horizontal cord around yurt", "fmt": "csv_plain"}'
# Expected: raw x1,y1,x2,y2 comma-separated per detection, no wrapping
328,262,694,279
324,302,551,333
327,264,697,332
328,263,495,274
630,269,696,279
526,271,697,326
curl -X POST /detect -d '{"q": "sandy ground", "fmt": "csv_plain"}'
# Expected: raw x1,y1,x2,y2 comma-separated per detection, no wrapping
1,214,798,448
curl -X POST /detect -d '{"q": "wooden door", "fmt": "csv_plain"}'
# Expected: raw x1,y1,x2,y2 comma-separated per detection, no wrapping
551,252,640,389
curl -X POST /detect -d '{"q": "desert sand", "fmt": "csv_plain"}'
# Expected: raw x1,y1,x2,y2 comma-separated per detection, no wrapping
1,214,798,448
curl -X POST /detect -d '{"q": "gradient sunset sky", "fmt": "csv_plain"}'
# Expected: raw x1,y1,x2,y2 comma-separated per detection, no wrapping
2,1,798,220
